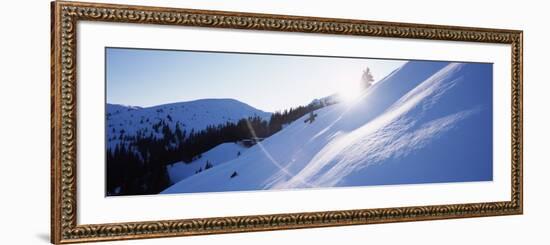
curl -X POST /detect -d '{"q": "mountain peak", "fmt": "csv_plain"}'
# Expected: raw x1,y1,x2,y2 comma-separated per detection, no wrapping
106,98,271,149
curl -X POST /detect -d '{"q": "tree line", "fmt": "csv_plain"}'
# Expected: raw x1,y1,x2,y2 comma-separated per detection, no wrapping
106,102,325,196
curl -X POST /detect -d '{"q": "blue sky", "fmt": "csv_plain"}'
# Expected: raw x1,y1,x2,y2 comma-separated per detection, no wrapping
106,48,405,112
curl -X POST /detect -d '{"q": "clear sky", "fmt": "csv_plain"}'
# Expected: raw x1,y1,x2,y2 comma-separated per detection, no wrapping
106,48,406,112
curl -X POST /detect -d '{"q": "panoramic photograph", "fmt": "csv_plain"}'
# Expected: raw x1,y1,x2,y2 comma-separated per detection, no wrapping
105,47,493,196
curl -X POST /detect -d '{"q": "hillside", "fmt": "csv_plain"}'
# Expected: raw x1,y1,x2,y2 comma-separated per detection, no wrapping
162,61,493,194
106,98,271,149
105,98,272,195
167,142,248,183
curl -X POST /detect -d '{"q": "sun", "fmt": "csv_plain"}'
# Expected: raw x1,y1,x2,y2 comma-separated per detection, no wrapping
337,80,363,103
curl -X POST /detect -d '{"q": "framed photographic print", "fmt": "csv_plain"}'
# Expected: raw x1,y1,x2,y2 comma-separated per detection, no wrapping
51,0,523,244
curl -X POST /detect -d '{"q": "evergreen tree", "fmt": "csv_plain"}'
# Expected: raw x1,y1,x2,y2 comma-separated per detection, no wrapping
362,67,375,89
205,160,213,170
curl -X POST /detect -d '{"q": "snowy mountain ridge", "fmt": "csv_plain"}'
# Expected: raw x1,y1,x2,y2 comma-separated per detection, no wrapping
106,98,271,149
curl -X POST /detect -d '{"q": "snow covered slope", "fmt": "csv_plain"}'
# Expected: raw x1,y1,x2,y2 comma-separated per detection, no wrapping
162,61,493,194
106,98,271,149
106,104,142,115
167,142,248,183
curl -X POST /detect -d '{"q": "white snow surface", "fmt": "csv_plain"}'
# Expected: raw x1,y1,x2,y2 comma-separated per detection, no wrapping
162,61,492,194
166,142,248,184
106,98,271,149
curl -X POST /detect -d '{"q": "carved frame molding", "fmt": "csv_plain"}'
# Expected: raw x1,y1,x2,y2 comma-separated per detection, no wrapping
51,1,523,243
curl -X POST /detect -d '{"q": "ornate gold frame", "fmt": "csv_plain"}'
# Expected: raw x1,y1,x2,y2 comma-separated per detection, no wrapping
51,1,523,244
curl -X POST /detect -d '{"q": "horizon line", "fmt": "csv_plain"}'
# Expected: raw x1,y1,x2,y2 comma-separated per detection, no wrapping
106,96,320,113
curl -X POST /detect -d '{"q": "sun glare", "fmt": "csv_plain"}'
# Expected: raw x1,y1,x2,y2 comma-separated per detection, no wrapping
338,80,363,103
